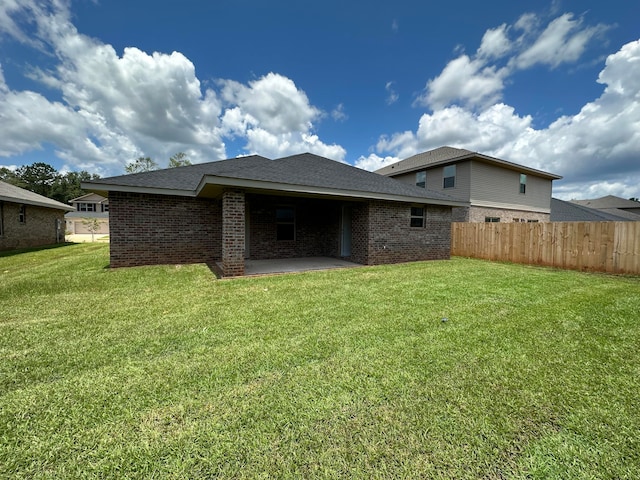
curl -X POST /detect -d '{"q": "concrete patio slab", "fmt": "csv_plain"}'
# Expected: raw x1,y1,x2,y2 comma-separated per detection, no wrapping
235,257,362,276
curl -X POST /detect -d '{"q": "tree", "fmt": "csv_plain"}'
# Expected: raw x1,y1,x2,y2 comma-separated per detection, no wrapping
125,157,158,174
81,217,102,242
14,162,58,197
630,197,639,202
0,167,23,187
51,170,101,204
168,152,192,168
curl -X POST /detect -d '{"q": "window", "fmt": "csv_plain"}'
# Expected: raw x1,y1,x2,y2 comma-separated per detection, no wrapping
519,174,527,194
415,171,426,188
485,217,500,223
527,219,539,223
77,202,96,212
410,207,425,227
19,204,26,224
102,203,109,212
443,165,456,188
276,207,295,241
0,202,4,236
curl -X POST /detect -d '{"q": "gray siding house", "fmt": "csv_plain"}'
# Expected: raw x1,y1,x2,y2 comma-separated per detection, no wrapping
376,147,562,223
0,180,74,251
65,193,110,235
84,153,468,277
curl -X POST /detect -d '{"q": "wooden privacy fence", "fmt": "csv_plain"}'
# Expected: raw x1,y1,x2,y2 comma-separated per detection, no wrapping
451,221,640,274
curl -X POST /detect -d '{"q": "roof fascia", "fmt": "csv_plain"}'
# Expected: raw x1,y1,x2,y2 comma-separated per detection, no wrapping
197,175,469,207
81,182,196,198
386,154,562,180
0,195,75,211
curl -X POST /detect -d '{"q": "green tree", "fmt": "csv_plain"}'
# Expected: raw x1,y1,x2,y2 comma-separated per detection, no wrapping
51,171,101,204
168,152,192,168
81,217,101,242
0,167,23,187
14,162,58,197
125,157,158,174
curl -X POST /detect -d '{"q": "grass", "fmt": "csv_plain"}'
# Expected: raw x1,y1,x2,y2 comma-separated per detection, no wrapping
1,243,639,479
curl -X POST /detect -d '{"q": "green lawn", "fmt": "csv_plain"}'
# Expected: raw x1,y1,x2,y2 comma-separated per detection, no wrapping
1,243,639,479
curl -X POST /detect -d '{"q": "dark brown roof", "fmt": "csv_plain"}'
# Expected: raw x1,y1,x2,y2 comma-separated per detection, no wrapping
84,153,468,207
376,146,562,180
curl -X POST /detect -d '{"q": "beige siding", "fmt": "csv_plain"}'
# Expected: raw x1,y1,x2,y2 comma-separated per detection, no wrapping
388,161,472,202
470,162,552,213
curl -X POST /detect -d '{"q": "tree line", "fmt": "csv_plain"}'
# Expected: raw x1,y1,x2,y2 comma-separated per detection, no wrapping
0,153,191,204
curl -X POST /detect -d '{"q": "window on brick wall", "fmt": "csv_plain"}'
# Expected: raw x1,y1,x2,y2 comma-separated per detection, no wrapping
19,204,26,224
276,206,295,240
485,216,500,223
0,202,4,236
415,171,426,188
410,206,425,227
443,165,456,188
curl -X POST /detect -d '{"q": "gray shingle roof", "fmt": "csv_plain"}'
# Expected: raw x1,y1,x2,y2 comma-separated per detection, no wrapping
375,146,562,180
572,195,640,210
550,198,632,222
0,180,74,211
85,153,467,206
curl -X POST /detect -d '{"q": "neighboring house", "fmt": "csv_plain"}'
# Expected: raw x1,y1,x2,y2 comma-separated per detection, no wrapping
551,198,633,222
570,195,640,221
0,180,74,251
375,146,562,223
65,193,110,235
83,153,468,276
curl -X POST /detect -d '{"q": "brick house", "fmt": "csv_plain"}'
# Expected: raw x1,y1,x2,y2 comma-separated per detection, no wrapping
376,146,562,223
0,180,74,251
84,153,467,276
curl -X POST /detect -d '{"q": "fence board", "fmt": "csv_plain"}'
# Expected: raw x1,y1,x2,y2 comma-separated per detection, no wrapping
451,221,640,274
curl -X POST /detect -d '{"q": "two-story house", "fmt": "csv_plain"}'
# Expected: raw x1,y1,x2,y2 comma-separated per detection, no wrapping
375,146,562,223
65,193,110,235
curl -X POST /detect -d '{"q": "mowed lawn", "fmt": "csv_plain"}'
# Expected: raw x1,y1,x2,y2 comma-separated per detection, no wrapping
1,244,639,479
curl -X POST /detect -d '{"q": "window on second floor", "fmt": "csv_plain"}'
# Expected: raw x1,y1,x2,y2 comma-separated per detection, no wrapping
519,174,527,194
77,202,97,212
415,171,426,188
443,165,456,188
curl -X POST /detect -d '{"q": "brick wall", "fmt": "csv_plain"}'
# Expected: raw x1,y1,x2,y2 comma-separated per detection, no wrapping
109,192,220,267
247,195,341,260
221,190,245,277
458,205,550,223
365,201,451,265
0,201,65,251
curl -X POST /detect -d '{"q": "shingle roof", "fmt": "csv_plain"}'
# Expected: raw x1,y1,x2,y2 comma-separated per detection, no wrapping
550,198,631,222
571,195,640,209
375,146,562,180
84,153,468,206
0,180,74,211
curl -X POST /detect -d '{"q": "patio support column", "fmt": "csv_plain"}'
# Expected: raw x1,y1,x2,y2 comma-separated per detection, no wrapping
222,189,245,277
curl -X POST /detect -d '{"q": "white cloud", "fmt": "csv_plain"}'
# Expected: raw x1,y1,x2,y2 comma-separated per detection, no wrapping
0,1,339,175
354,153,400,172
417,11,612,112
331,103,347,122
385,81,399,105
416,55,508,110
374,39,640,200
515,13,610,69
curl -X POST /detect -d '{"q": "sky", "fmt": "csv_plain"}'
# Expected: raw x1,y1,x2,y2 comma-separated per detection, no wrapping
0,0,639,200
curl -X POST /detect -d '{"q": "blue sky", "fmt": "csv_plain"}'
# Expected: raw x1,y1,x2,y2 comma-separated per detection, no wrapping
1,0,639,200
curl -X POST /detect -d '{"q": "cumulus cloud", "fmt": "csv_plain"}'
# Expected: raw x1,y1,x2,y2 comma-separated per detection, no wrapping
385,81,399,105
416,11,611,111
370,39,640,200
0,1,341,174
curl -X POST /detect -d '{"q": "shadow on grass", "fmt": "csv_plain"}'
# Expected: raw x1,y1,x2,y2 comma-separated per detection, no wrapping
0,242,77,259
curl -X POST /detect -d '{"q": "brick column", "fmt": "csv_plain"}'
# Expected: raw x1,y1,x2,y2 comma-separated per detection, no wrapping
222,189,245,276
